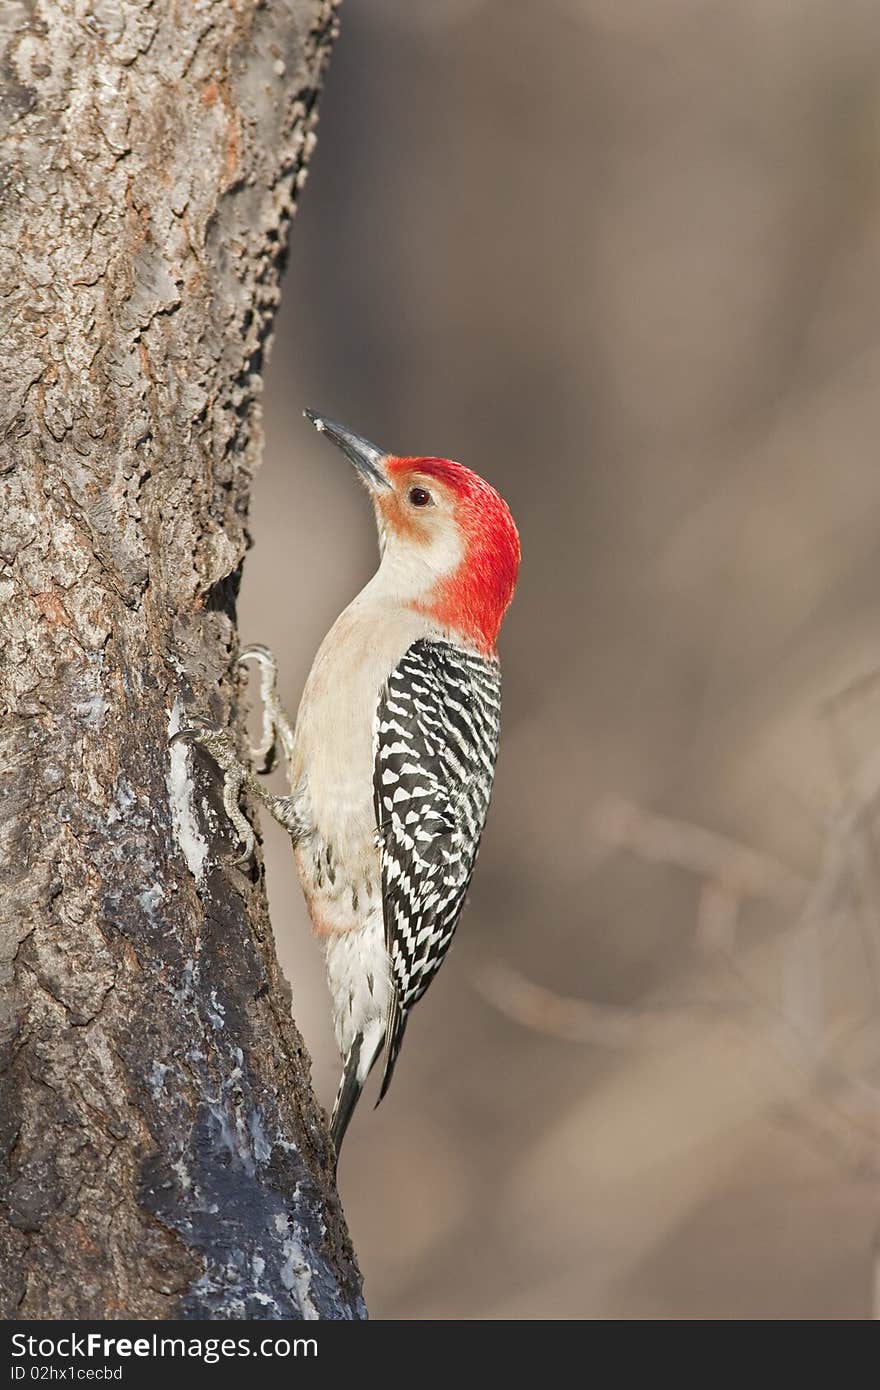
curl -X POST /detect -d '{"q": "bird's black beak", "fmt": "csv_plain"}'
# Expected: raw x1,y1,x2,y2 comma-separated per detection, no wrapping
304,409,392,492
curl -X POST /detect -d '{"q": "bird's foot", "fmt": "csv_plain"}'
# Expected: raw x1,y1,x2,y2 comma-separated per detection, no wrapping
170,725,257,865
238,644,296,776
171,718,304,865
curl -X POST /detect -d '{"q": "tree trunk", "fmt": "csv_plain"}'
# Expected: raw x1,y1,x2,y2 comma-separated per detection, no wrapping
0,0,365,1320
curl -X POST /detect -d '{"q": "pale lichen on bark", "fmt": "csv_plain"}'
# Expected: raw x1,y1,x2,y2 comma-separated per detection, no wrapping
0,0,365,1319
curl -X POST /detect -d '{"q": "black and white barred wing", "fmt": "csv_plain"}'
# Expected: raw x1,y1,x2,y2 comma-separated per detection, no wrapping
373,639,502,1096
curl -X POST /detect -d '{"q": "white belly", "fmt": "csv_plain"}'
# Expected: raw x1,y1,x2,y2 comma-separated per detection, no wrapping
323,908,391,1060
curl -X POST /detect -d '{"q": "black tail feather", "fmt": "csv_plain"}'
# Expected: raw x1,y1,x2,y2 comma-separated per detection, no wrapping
330,1035,363,1158
332,1011,407,1158
376,999,408,1106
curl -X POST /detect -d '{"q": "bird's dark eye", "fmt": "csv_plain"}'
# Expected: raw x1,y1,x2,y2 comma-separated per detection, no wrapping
408,486,432,507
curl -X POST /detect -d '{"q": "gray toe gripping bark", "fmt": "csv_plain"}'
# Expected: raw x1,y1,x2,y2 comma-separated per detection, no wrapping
172,647,306,867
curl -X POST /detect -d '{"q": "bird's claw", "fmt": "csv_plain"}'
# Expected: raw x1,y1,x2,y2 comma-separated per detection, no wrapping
238,644,276,667
172,724,241,775
229,830,256,868
169,719,214,747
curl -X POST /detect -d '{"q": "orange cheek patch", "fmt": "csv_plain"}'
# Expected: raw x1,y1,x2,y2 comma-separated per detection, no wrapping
376,490,430,544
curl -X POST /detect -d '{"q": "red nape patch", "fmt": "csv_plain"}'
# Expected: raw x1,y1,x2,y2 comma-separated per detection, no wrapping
386,456,521,653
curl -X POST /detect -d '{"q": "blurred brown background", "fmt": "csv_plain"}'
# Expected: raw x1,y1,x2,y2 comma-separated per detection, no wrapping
239,0,880,1317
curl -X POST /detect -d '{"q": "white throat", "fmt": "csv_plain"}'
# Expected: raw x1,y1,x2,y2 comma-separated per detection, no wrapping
370,513,464,603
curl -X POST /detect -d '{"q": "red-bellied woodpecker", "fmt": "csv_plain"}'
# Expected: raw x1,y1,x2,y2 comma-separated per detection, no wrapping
175,412,520,1154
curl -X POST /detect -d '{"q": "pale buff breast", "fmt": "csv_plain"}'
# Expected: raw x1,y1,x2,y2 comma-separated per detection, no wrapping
290,590,435,938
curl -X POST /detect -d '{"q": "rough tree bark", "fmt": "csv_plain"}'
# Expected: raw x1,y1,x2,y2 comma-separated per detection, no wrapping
0,0,366,1319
